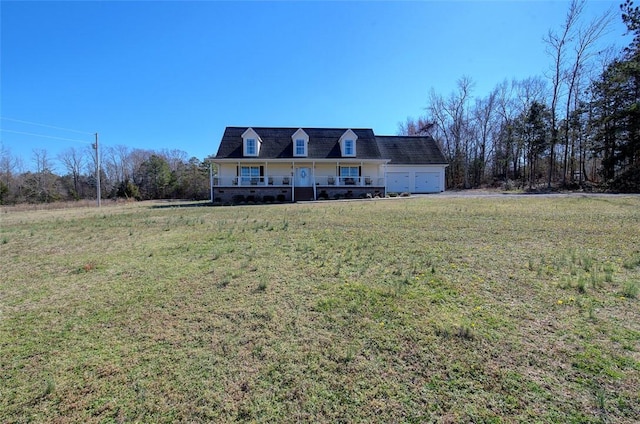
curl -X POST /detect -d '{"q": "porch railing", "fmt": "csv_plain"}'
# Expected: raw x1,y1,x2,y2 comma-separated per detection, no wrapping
214,175,291,186
316,176,384,186
213,175,385,187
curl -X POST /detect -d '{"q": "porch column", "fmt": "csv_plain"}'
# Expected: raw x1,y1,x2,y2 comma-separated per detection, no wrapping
312,161,316,200
264,162,268,186
291,161,295,202
383,163,387,192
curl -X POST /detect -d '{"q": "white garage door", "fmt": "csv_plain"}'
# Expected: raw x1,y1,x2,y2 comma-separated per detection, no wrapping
414,172,441,193
387,172,410,193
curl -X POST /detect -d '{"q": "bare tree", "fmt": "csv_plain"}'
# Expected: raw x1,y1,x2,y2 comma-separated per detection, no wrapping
32,148,52,174
129,149,154,187
426,76,474,188
544,0,584,188
58,147,85,197
104,145,129,186
470,88,499,185
30,149,59,202
492,80,518,180
160,149,188,172
0,143,21,187
508,77,548,184
397,116,435,136
561,7,614,185
0,143,21,203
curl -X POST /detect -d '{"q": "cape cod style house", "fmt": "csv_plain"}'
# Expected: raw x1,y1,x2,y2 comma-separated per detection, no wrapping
212,127,448,202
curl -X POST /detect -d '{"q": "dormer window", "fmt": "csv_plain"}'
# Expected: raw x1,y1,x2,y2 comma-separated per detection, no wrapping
291,128,309,157
339,129,358,157
246,139,257,155
344,139,354,156
242,128,262,157
295,139,306,156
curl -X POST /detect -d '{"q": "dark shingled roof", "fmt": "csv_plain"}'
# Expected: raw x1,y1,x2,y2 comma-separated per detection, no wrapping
216,127,381,160
215,127,448,165
375,136,448,165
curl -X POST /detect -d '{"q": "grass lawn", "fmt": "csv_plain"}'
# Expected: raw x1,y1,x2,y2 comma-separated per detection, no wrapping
1,195,639,423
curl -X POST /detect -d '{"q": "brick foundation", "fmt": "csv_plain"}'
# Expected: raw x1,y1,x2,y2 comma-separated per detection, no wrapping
214,187,293,204
213,186,385,203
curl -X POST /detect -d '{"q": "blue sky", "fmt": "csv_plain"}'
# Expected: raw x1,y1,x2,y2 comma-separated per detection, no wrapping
0,1,628,172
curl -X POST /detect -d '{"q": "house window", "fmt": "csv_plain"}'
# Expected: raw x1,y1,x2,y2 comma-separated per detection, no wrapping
242,128,262,157
340,166,359,185
240,166,261,184
343,139,354,156
291,129,309,158
295,139,306,156
339,129,358,157
245,139,257,156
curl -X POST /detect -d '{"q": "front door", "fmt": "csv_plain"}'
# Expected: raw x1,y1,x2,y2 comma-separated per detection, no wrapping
296,167,312,187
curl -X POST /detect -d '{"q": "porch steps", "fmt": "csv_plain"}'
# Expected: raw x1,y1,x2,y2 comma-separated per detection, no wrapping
294,187,315,202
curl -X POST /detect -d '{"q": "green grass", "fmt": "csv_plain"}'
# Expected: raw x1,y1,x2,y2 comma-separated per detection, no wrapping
1,196,639,423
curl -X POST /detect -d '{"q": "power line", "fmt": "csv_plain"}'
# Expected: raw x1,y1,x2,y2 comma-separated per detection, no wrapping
0,129,92,144
0,116,93,135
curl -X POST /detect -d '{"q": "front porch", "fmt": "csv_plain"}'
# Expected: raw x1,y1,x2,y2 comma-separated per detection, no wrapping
212,160,387,203
213,175,384,187
212,174,385,203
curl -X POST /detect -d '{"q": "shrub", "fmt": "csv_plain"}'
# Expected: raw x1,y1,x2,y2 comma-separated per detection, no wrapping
116,179,141,200
609,165,640,193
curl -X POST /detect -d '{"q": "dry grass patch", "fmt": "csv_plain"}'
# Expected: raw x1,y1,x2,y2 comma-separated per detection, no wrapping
1,196,639,422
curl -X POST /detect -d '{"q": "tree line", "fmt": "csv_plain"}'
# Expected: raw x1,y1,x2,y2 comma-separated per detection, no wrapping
399,0,640,192
0,144,214,204
3,1,638,204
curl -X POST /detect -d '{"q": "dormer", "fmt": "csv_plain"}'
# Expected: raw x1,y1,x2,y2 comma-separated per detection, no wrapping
241,127,262,157
339,129,358,157
291,128,309,157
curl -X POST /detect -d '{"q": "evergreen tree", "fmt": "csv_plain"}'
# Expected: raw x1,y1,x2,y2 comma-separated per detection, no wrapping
587,1,640,191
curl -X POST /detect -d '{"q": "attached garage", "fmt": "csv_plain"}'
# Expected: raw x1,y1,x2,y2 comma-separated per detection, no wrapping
385,166,445,193
414,172,441,193
377,136,448,194
387,172,410,193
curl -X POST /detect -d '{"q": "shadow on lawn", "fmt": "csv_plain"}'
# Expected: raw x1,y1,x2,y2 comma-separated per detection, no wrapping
150,200,213,209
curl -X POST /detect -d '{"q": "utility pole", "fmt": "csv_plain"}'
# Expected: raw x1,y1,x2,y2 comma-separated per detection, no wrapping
93,133,101,207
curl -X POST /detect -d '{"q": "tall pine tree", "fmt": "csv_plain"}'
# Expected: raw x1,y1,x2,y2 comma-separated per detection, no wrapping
588,1,640,191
